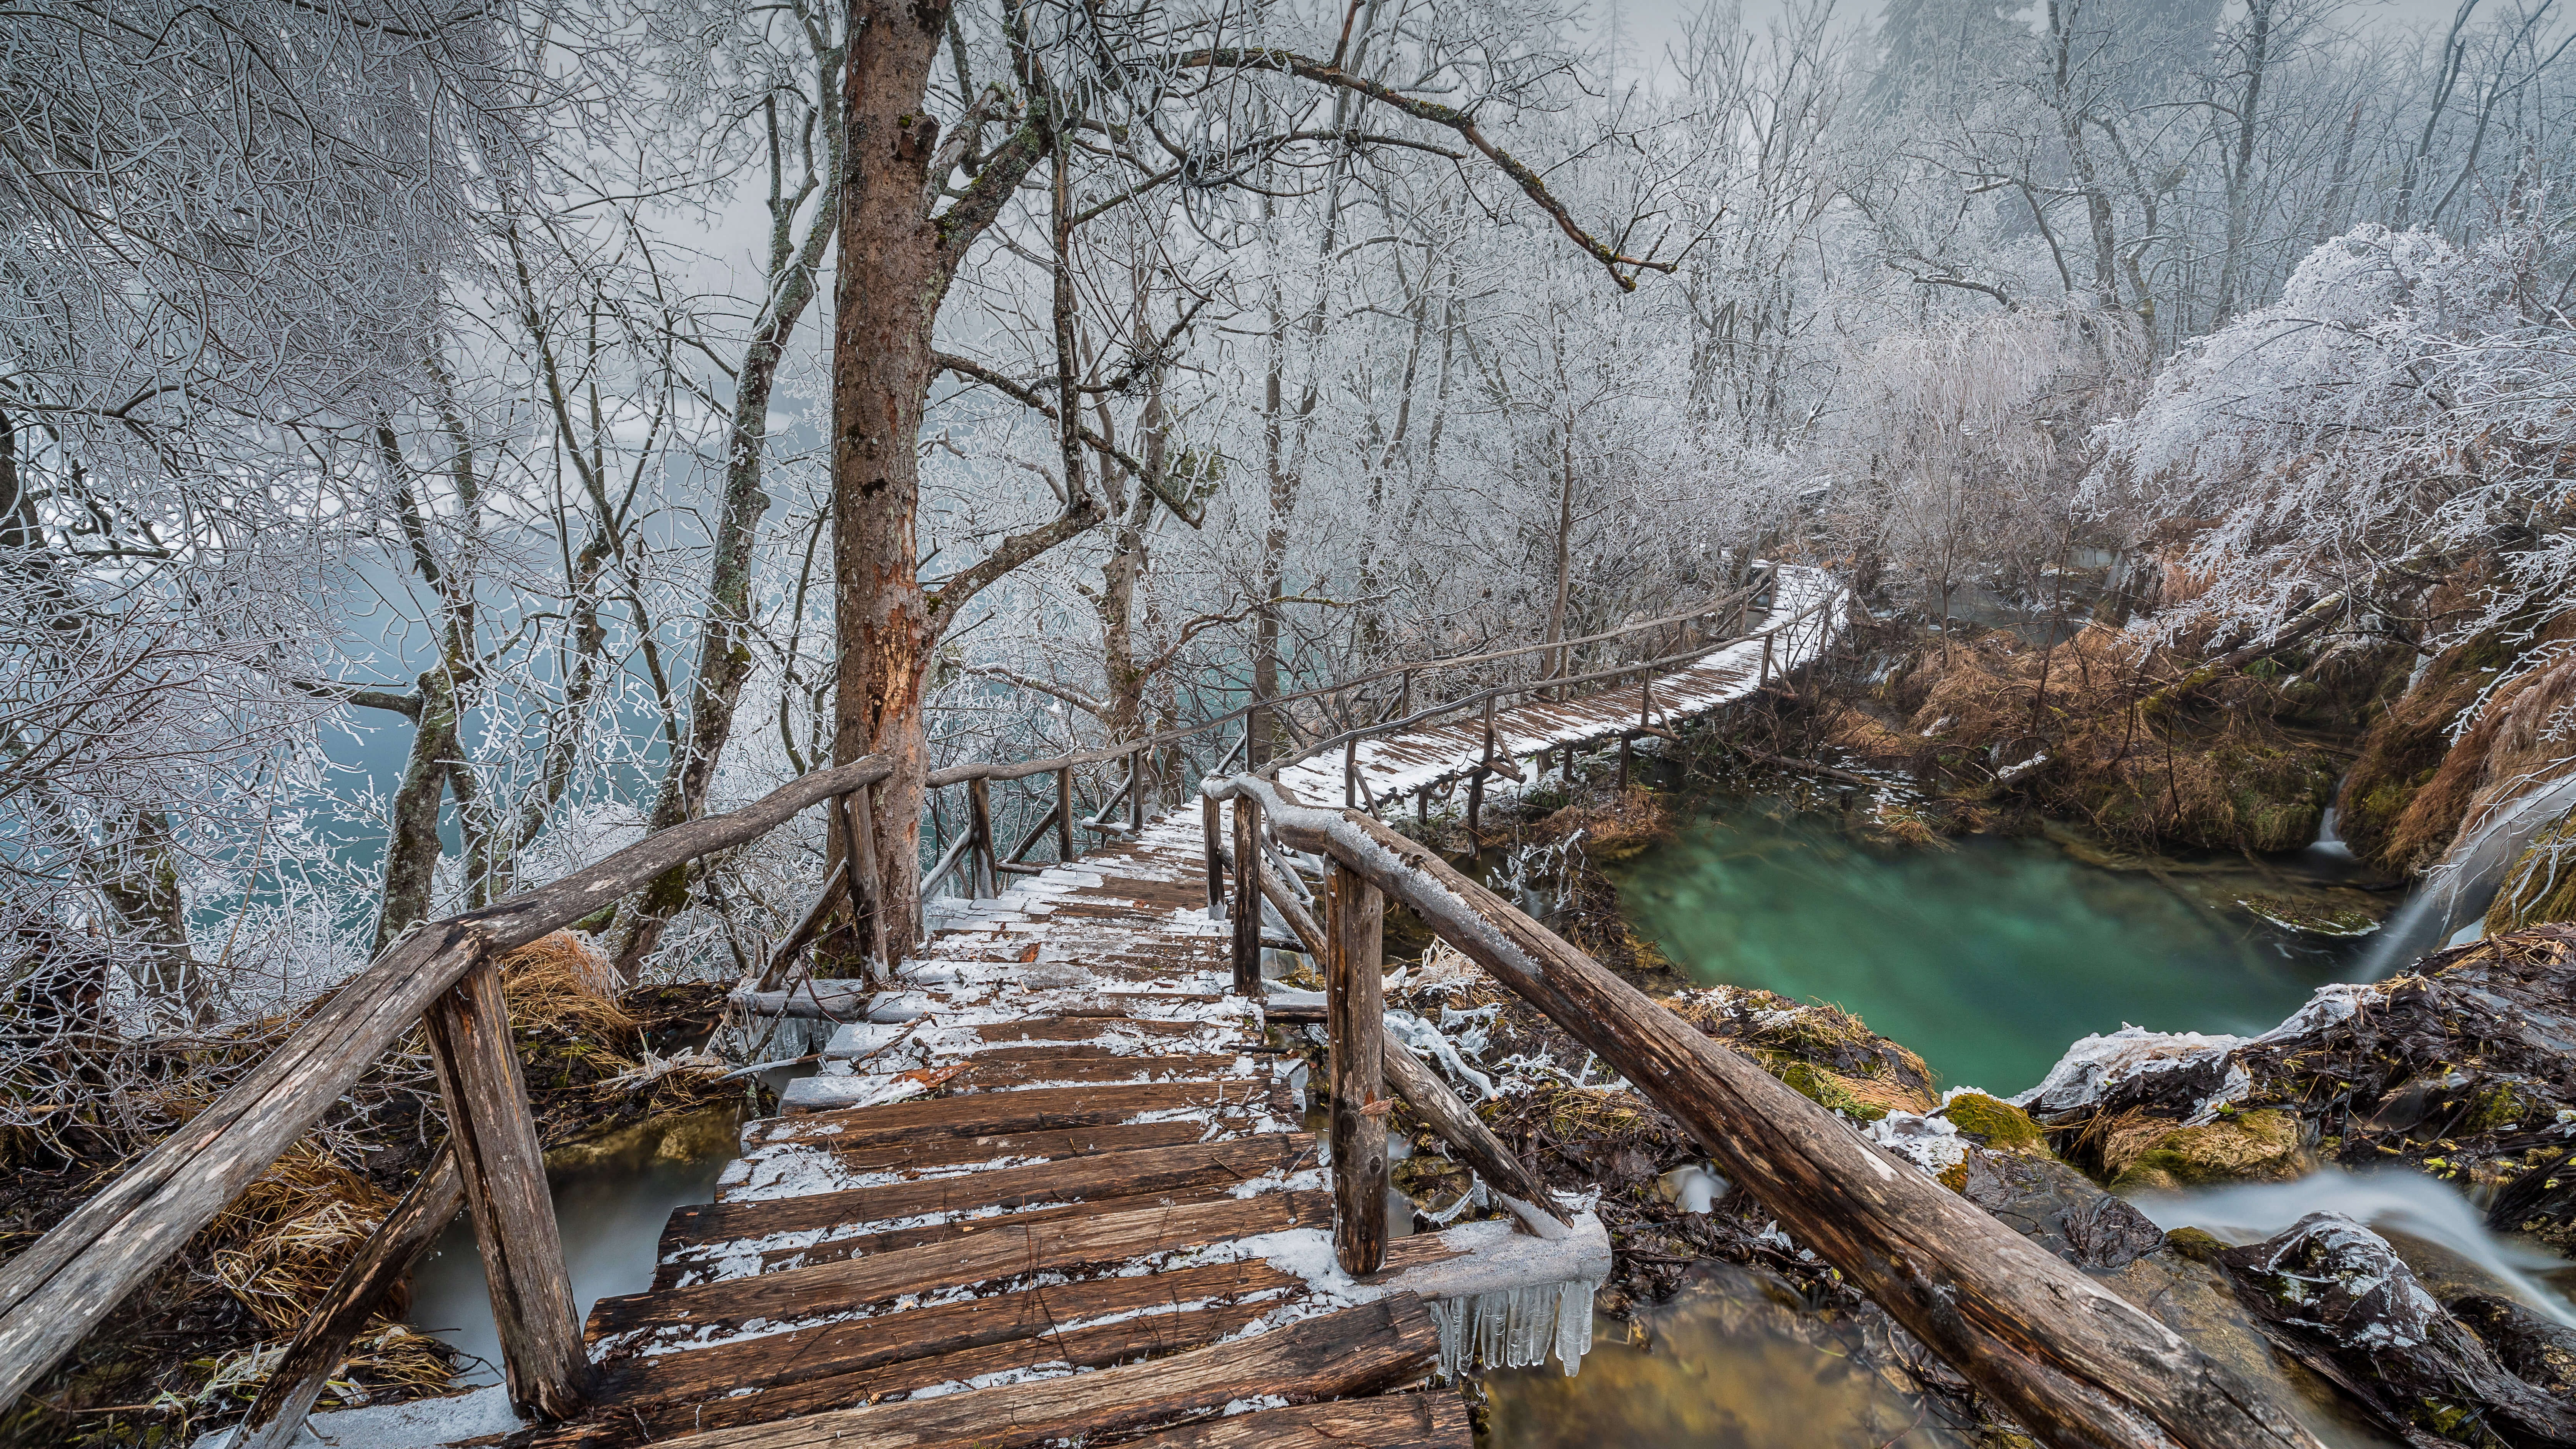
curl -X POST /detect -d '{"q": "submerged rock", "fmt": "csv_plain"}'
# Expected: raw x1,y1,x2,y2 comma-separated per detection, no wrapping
2218,1212,2576,1448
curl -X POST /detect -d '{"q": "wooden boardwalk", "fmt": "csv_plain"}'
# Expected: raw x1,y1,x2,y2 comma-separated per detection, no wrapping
1272,565,1843,808
526,808,1607,1448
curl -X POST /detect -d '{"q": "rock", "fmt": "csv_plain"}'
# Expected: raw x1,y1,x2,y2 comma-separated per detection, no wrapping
2012,1025,2247,1124
2105,1109,2307,1192
2217,1212,2576,1447
1935,1091,2047,1153
2017,926,2576,1218
2446,1294,2576,1401
1951,1148,2165,1271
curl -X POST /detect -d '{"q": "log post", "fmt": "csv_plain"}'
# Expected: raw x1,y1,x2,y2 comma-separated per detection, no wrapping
1343,736,1358,809
1056,765,1075,864
1760,631,1775,685
1202,793,1227,919
421,957,591,1419
1130,747,1147,831
1324,858,1387,1277
1399,669,1412,720
965,775,996,899
238,1146,466,1449
1230,797,1262,995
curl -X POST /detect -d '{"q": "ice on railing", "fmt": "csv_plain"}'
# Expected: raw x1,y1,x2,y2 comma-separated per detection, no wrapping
1429,1277,1597,1379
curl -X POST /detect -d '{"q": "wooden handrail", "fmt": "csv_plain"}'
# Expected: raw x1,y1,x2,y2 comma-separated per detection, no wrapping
1199,774,2317,1449
0,753,896,1412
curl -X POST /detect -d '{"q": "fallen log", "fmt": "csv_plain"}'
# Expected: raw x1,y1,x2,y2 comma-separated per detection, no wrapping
1205,774,2320,1449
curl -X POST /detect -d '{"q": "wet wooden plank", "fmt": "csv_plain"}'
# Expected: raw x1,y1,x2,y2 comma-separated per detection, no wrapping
591,1188,1333,1344
639,1294,1442,1449
1118,1391,1470,1448
558,1260,1305,1444
705,1131,1315,1222
748,1079,1289,1148
762,1116,1266,1176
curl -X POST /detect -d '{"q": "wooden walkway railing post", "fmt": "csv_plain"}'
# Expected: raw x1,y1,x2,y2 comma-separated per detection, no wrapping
1202,794,1227,918
965,776,996,899
1056,765,1075,863
1231,797,1262,994
1323,857,1387,1277
421,956,592,1419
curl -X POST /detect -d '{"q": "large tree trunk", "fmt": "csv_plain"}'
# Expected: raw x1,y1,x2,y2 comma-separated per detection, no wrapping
830,0,954,962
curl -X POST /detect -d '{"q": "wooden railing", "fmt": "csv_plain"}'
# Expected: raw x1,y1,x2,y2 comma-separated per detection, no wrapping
1195,774,2321,1449
917,569,1792,901
0,570,1819,1440
0,754,898,1438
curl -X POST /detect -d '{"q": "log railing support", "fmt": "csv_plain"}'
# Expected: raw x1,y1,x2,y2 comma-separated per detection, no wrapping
1202,773,2323,1449
965,775,996,900
1202,794,1227,919
237,1145,466,1449
1129,747,1147,831
1230,797,1262,994
1056,765,1076,863
421,957,591,1419
1324,857,1387,1277
1343,736,1358,809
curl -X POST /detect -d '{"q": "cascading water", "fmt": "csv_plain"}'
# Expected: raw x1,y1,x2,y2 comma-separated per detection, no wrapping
2129,1166,2576,1327
2351,770,2576,980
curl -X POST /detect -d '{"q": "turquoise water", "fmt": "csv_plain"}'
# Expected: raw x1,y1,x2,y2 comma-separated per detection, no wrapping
1612,809,2370,1096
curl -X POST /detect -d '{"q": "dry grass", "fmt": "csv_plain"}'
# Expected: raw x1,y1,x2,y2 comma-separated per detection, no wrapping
1831,623,2345,854
206,1143,396,1334
501,932,636,1042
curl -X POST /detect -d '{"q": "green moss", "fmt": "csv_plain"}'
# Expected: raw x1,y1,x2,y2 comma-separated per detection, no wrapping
1940,1093,2045,1153
1775,1060,1889,1122
2461,1082,2531,1135
2163,1226,2228,1266
1937,1160,1970,1192
2108,1110,2305,1192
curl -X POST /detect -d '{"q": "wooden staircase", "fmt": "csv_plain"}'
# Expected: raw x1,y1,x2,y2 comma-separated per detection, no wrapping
530,809,1601,1448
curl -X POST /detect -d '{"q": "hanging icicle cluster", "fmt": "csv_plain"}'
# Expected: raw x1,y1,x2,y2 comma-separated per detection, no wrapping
1429,1278,1599,1379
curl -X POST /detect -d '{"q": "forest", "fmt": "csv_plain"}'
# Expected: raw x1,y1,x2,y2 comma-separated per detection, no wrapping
9,0,2576,1443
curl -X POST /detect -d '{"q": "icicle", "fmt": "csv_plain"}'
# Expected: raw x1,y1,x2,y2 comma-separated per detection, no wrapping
1555,1279,1597,1376
1428,1278,1601,1379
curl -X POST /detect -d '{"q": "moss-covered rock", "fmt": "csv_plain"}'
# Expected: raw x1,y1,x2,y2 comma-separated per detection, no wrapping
1773,1060,1891,1122
2106,1109,2306,1193
1939,1092,2046,1153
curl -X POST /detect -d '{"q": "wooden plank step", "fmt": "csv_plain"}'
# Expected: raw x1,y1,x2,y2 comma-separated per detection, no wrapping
539,1262,1305,1447
708,1129,1315,1221
640,1294,1442,1449
782,1058,1278,1113
1120,1391,1471,1448
749,1115,1267,1177
751,1079,1287,1142
590,1188,1333,1344
964,1016,1243,1044
653,1178,1254,1289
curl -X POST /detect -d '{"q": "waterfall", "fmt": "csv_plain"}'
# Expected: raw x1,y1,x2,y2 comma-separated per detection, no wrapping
2352,770,2576,981
2130,1167,2576,1327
